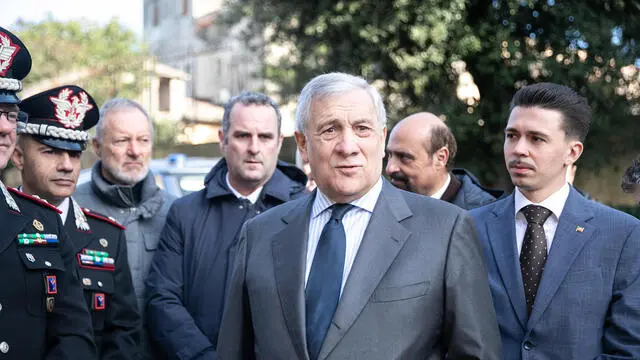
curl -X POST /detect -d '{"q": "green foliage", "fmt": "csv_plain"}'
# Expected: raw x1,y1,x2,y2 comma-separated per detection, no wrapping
612,204,640,219
228,0,640,185
14,15,147,106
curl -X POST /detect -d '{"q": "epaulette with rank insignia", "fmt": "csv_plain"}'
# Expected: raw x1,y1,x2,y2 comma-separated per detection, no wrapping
7,187,62,214
82,208,125,230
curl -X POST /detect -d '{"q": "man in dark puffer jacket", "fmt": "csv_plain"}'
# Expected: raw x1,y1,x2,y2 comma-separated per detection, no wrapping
145,91,307,360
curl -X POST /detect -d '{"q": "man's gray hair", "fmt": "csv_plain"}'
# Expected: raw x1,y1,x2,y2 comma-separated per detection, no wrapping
295,72,387,134
222,91,282,139
95,98,153,142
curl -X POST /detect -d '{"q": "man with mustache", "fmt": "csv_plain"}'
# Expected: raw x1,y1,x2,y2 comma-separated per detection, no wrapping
386,112,502,210
0,26,96,359
74,98,176,359
12,85,141,359
145,91,307,359
470,83,640,359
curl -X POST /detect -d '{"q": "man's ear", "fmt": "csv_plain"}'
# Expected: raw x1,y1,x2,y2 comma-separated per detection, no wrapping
434,146,450,169
380,127,387,159
277,133,284,153
566,140,584,165
92,138,101,158
218,129,226,154
11,139,25,171
294,131,309,163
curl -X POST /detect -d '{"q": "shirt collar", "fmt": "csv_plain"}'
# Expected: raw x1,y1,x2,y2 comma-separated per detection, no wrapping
514,182,571,220
311,177,383,219
57,197,70,224
226,173,263,204
430,173,451,200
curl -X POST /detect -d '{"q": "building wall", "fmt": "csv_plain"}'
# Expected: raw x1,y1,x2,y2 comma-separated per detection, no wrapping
143,0,264,105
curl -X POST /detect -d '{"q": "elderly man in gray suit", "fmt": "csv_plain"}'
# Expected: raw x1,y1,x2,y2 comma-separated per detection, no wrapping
217,72,502,360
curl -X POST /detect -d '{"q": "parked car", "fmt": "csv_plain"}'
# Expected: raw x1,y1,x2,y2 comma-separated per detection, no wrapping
77,154,220,198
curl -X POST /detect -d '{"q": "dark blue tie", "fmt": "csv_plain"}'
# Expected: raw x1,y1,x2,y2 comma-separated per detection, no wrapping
305,203,354,360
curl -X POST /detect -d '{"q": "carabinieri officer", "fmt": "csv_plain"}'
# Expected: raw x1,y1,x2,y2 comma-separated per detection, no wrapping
0,26,97,359
12,85,141,359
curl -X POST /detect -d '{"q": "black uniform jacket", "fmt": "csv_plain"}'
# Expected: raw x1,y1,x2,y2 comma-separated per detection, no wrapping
0,185,96,359
65,198,141,359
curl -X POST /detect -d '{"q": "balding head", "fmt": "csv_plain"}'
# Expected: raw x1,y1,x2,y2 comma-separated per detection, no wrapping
391,112,457,168
386,112,458,196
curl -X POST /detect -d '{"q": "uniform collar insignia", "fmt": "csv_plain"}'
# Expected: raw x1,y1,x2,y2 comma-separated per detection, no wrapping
71,197,90,231
0,181,20,213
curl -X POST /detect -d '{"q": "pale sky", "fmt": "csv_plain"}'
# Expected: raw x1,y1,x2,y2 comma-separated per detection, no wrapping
1,0,144,36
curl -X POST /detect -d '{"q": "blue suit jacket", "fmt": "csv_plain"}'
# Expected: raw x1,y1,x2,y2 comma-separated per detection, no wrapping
470,187,640,360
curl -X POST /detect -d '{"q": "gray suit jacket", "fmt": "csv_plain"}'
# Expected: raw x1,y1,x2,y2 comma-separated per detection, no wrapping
218,181,502,360
470,188,640,359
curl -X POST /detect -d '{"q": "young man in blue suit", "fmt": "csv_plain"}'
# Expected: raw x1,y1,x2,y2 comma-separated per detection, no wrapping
471,82,640,359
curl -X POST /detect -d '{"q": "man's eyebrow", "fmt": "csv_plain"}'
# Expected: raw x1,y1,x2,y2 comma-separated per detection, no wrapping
387,149,414,159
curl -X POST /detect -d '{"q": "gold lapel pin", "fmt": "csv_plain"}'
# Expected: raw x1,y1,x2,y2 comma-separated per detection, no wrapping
576,226,584,233
33,219,44,231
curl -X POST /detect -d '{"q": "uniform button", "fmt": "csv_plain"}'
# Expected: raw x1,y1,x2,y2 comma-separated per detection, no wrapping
44,261,52,267
0,302,3,312
239,205,243,209
0,341,9,354
120,210,125,214
523,340,534,350
98,281,103,288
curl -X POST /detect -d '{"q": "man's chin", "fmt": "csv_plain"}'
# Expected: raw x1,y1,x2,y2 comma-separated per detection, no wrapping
113,169,149,186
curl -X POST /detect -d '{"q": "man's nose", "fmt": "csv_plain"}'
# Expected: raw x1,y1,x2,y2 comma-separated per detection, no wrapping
247,136,260,154
0,113,14,135
511,138,529,156
128,140,141,157
58,152,74,171
336,130,359,155
385,155,399,175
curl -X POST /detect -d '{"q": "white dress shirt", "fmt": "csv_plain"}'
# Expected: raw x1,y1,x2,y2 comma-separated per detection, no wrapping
57,197,70,225
226,173,262,204
430,173,451,200
304,177,383,294
514,183,570,255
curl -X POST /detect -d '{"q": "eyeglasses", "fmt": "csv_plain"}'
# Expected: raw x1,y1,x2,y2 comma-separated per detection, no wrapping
0,111,19,122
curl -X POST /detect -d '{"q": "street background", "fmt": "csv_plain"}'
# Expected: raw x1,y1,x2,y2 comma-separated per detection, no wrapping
2,0,639,215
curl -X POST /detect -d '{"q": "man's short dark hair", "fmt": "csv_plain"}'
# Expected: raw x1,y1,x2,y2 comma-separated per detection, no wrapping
621,155,640,193
509,82,591,142
222,91,281,141
427,124,457,170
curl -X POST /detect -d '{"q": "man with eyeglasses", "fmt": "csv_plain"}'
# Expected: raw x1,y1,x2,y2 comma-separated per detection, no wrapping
0,26,96,358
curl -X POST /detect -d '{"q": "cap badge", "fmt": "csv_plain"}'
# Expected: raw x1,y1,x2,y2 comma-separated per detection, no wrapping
0,32,20,76
49,88,94,129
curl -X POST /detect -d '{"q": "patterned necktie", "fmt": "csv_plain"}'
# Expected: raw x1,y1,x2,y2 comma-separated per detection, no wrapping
520,204,552,315
305,203,354,360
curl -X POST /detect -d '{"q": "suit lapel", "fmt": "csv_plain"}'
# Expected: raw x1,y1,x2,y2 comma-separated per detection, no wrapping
527,189,595,328
272,195,314,360
318,182,412,360
487,195,528,330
